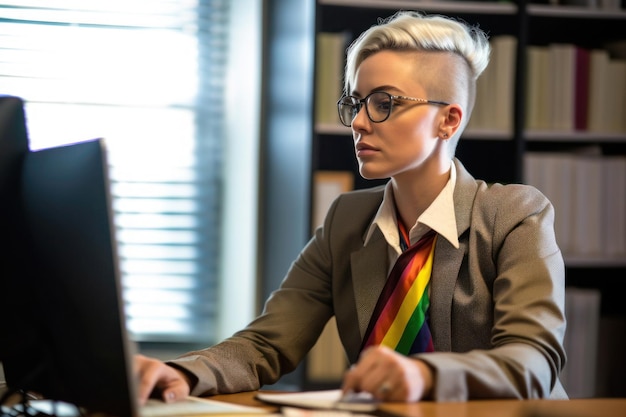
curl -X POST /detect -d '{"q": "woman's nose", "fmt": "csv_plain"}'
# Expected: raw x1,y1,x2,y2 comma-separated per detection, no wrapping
351,105,370,130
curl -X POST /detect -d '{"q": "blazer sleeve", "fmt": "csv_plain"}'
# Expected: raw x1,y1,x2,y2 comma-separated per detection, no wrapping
167,235,335,395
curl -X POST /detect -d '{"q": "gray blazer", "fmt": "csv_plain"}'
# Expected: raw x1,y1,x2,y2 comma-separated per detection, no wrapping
171,158,568,401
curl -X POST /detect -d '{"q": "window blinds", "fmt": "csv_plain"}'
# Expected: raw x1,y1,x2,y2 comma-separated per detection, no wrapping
0,0,228,342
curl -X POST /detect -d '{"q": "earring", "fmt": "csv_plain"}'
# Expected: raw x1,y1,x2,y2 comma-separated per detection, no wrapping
441,132,449,139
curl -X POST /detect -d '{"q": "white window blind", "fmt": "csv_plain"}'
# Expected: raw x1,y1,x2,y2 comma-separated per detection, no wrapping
0,0,229,343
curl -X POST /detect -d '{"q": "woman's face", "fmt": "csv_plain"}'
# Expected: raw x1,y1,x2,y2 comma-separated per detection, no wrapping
350,50,449,181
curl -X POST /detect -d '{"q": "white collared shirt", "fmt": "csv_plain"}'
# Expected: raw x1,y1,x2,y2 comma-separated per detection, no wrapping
364,163,460,274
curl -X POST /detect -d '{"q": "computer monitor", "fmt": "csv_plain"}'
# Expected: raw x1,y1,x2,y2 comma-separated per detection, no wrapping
1,96,139,417
0,95,29,192
0,95,46,387
19,138,139,417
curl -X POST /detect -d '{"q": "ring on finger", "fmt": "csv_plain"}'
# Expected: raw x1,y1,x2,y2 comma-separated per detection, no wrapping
378,381,392,395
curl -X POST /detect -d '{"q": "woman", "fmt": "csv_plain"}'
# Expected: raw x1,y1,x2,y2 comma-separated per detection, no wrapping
136,10,568,402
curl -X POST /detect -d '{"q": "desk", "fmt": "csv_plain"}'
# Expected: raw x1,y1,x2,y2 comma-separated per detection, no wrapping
210,391,626,417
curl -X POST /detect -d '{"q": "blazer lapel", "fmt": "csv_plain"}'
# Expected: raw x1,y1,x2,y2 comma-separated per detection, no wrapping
350,227,389,340
430,237,465,351
430,159,478,351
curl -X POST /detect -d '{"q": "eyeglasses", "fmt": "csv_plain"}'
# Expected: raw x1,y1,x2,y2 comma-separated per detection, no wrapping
336,91,449,127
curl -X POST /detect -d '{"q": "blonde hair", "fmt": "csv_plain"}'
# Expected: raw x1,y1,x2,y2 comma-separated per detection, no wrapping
344,11,491,148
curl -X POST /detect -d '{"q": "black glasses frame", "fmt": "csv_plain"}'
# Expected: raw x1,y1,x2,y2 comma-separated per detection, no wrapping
336,91,449,127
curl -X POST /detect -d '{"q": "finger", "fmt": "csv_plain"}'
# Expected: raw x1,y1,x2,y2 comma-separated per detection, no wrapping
342,348,389,394
160,377,192,403
357,347,407,400
136,356,162,405
341,364,360,393
376,380,393,400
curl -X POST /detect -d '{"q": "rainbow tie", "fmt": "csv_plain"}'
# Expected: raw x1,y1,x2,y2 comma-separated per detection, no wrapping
361,228,437,355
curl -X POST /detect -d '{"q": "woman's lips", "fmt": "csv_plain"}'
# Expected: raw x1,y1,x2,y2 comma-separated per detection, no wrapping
356,142,378,157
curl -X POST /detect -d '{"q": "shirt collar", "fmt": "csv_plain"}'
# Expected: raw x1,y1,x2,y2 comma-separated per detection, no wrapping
364,163,460,251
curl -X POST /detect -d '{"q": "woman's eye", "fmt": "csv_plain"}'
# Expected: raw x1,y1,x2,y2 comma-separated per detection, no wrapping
375,100,391,111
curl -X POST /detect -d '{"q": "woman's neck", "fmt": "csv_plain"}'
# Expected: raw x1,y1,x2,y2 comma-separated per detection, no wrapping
391,160,451,229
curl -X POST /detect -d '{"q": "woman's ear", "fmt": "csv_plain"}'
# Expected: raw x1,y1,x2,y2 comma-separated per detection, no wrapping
439,103,463,139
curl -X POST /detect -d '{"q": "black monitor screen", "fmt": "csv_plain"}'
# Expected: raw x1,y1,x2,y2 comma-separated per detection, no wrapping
1,106,139,417
0,95,46,383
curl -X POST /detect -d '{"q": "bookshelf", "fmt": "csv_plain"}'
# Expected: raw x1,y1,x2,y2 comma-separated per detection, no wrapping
304,0,626,397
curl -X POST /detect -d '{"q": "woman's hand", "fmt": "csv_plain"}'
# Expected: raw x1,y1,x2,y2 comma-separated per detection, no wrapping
340,346,433,402
135,354,192,405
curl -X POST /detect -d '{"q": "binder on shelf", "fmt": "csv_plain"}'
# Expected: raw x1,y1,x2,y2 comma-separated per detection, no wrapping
315,32,349,125
467,46,491,131
572,155,603,257
562,287,601,398
574,46,591,131
587,49,611,133
492,35,517,133
607,59,626,133
602,156,626,256
525,46,550,131
548,43,576,131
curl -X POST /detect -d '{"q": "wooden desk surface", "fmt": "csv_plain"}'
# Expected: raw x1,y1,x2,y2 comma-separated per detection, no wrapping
210,391,626,417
